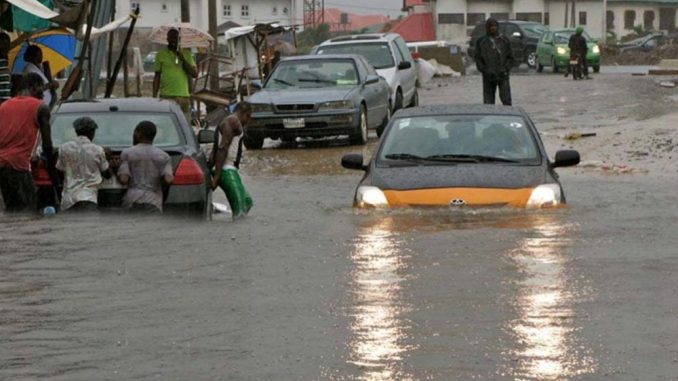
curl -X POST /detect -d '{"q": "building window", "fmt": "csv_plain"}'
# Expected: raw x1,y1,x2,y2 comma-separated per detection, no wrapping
644,11,655,29
515,12,542,23
283,7,289,15
466,13,485,26
242,5,249,17
223,4,231,17
607,10,615,30
130,1,139,11
624,10,636,29
579,11,587,25
544,12,550,26
272,6,278,15
490,13,509,21
438,13,464,24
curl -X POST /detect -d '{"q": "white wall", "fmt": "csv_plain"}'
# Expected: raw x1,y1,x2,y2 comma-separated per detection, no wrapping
547,0,604,39
219,0,300,26
116,0,302,29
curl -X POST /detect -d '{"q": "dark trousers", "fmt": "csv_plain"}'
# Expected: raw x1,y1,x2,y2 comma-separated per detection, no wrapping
66,201,99,213
0,167,37,213
482,76,512,106
129,203,161,214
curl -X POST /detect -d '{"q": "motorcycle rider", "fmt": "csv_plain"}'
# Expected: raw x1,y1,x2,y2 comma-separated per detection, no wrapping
565,26,591,79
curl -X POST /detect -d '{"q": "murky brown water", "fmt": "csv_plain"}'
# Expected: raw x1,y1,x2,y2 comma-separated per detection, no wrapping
2,74,678,380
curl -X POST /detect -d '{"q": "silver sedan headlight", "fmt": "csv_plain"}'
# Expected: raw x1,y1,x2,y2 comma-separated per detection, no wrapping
318,100,354,111
250,103,273,113
526,184,562,208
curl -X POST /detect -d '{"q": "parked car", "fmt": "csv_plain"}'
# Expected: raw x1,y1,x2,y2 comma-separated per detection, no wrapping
312,33,418,114
615,32,672,53
244,55,391,148
536,29,601,73
34,98,213,218
468,20,548,68
341,104,580,208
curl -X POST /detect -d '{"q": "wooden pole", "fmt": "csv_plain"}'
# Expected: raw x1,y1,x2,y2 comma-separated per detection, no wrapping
105,6,140,98
123,50,129,97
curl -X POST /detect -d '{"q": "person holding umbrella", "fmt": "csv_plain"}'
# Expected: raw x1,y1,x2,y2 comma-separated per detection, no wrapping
153,28,197,125
22,45,59,108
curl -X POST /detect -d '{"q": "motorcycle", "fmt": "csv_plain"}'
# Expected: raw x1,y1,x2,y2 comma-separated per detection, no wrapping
569,53,584,80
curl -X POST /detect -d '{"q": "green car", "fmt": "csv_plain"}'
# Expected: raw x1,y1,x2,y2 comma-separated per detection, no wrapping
536,29,600,73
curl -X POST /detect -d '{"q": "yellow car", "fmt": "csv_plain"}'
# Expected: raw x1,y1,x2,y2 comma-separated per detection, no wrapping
342,105,580,208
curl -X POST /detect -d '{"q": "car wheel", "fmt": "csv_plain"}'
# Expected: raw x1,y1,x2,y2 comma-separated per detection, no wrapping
377,101,391,138
243,134,264,149
552,58,559,73
593,65,600,73
349,105,368,146
408,89,419,107
526,50,537,68
394,89,403,111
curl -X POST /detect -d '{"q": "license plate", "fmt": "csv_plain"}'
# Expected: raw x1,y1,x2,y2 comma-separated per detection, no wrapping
283,118,305,129
569,60,578,65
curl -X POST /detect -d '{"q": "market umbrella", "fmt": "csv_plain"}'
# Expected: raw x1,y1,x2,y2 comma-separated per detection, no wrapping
8,28,77,74
149,22,214,49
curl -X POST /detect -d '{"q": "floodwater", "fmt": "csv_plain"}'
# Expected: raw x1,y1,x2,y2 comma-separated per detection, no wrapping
2,74,678,380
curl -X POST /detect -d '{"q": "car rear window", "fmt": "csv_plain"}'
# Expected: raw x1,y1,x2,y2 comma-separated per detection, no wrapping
51,112,185,148
315,42,395,69
379,114,540,163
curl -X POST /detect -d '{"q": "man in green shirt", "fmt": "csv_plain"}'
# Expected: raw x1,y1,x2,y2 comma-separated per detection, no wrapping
153,28,197,125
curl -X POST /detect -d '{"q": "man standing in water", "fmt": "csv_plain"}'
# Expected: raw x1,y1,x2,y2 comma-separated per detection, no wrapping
0,73,53,213
474,18,514,105
211,102,253,220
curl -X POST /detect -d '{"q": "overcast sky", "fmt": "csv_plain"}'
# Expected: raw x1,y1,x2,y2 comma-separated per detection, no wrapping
321,0,405,18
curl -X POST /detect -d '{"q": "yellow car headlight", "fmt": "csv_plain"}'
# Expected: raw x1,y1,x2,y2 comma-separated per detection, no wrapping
318,100,354,111
356,186,389,208
526,184,562,208
556,47,568,55
592,45,600,54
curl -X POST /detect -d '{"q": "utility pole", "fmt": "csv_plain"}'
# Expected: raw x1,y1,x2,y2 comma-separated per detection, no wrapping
208,0,219,91
181,0,190,23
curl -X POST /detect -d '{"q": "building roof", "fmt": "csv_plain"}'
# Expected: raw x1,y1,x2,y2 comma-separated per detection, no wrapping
389,12,435,42
312,8,389,32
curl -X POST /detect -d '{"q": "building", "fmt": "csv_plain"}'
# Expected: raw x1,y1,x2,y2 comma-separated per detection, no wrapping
116,0,304,31
399,0,677,45
308,8,390,32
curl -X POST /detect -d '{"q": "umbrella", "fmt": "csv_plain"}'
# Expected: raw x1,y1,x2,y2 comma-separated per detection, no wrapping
149,23,214,49
8,28,77,75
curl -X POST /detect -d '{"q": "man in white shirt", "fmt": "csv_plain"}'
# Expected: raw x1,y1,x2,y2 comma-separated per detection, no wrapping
56,117,113,212
22,45,58,107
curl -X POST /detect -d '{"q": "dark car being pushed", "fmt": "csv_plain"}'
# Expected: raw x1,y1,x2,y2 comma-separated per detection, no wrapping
468,20,547,68
244,54,391,149
34,98,213,218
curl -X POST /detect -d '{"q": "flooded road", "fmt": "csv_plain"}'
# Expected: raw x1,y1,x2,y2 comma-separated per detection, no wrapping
2,74,678,380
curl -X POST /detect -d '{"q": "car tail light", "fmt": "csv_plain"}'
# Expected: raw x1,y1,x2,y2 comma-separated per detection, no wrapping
33,161,52,187
173,157,205,185
411,51,421,60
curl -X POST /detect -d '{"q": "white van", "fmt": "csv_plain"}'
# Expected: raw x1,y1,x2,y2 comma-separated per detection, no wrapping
313,34,419,114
